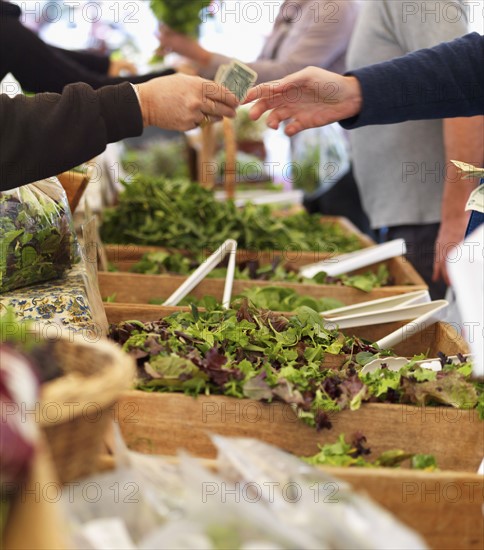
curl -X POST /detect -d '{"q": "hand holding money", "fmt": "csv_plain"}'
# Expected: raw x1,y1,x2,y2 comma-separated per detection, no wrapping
195,60,257,128
215,60,258,101
137,74,238,132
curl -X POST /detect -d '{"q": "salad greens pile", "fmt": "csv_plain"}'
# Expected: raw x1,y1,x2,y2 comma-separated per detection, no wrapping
110,304,483,429
1,186,75,293
101,176,362,254
128,250,390,293
150,0,212,35
302,433,438,471
148,288,344,313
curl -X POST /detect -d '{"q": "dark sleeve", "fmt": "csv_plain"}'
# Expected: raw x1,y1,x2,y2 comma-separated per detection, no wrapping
0,82,143,190
50,46,177,82
50,46,111,75
341,33,484,129
0,16,175,93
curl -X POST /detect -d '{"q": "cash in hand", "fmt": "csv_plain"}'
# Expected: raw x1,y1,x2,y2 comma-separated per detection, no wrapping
215,60,258,102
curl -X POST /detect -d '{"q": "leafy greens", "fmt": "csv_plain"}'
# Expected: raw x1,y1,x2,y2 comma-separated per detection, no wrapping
0,184,76,293
101,176,362,254
110,306,482,429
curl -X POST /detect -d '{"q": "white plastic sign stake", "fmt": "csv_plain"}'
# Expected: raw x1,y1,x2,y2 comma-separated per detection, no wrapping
375,301,448,350
320,294,448,350
299,238,406,279
163,240,238,309
322,290,430,320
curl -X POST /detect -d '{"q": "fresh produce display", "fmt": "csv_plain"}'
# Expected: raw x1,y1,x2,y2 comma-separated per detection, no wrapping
128,250,391,292
148,288,344,313
150,0,213,36
302,433,438,470
0,180,78,293
101,176,362,253
111,303,385,429
110,305,483,430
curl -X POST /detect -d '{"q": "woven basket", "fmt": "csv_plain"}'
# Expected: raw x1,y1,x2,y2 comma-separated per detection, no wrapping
39,336,135,483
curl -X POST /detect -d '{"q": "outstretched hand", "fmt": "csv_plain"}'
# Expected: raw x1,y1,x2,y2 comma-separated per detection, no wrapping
244,67,363,136
137,74,238,132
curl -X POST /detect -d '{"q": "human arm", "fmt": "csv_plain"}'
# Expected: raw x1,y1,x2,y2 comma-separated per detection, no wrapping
51,47,137,77
246,33,484,135
0,75,237,190
245,67,362,136
160,1,358,82
433,116,484,284
0,16,174,94
49,46,112,75
0,82,141,190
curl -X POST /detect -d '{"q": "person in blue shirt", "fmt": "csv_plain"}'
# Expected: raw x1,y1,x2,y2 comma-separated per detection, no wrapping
246,33,484,236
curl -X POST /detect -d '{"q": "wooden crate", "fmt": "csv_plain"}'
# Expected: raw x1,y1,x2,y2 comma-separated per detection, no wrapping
320,468,483,550
118,391,480,471
95,452,483,550
103,217,425,290
111,302,479,522
99,270,425,312
106,292,480,549
117,393,483,549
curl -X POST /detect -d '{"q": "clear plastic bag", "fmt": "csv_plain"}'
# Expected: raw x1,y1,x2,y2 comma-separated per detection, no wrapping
291,124,351,196
64,428,426,549
0,177,80,293
211,436,427,550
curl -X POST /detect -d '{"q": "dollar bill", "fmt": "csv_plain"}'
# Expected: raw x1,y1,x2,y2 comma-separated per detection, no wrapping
465,185,484,214
451,160,484,179
214,64,228,85
218,60,258,101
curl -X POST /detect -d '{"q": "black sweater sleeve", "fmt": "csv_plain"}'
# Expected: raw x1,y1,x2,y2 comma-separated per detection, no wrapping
0,12,174,93
50,46,111,75
0,82,143,190
341,33,484,129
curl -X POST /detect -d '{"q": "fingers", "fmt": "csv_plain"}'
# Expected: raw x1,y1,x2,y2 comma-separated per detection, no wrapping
199,80,239,118
243,79,295,105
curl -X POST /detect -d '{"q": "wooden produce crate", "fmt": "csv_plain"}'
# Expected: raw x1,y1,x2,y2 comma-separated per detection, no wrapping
318,468,483,550
99,270,424,312
105,248,425,290
116,394,483,550
94,453,483,550
106,302,479,549
110,304,477,462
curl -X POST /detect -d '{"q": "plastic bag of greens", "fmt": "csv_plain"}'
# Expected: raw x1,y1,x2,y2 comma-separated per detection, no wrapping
0,177,80,293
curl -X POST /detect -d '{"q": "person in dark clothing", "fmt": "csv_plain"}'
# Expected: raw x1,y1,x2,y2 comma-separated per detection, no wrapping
0,0,175,93
0,75,238,190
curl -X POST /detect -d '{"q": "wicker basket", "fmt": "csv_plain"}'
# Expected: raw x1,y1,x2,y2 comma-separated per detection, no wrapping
39,336,135,483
